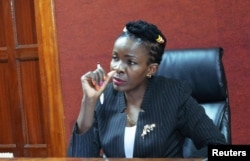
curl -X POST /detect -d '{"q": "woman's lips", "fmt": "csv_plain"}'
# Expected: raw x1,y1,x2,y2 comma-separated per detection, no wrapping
112,77,126,86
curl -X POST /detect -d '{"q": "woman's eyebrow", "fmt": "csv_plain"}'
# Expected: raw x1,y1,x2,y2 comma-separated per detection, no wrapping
124,54,137,58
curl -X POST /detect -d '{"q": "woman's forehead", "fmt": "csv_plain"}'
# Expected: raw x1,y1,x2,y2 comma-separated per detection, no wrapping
114,36,146,51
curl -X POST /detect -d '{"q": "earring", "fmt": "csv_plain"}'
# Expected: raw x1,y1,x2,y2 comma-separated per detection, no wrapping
146,73,152,78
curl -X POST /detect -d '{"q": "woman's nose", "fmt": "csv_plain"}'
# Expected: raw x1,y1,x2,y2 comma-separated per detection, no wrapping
113,61,124,72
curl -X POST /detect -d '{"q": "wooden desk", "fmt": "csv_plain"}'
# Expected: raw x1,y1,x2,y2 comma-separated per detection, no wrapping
0,158,206,161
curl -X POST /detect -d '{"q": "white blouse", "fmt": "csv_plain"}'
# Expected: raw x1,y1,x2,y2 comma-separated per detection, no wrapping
124,125,137,158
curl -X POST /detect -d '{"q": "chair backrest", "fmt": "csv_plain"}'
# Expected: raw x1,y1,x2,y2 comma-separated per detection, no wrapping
156,47,231,157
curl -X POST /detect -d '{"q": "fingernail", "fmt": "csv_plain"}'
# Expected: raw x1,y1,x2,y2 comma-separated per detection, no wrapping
97,62,101,68
99,81,104,87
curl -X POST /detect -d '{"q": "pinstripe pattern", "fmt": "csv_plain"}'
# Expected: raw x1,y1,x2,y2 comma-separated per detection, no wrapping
67,76,226,158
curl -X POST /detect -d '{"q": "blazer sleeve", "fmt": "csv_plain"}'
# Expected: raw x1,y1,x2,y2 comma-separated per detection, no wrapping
67,113,101,157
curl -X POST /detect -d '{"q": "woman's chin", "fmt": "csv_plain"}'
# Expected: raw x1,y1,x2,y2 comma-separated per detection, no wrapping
113,84,126,92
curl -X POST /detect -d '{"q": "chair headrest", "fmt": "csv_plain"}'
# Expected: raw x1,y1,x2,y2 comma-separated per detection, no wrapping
157,48,228,102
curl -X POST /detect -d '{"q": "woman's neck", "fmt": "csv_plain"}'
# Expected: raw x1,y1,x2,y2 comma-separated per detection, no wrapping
124,81,148,127
124,80,148,110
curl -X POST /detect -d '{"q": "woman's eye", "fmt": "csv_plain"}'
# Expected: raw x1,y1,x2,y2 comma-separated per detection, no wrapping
128,60,137,65
112,55,118,61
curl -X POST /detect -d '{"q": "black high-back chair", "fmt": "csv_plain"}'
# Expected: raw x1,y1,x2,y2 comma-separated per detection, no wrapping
156,47,231,157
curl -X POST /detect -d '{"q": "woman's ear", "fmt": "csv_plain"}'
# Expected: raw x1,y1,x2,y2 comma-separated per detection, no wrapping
147,63,159,76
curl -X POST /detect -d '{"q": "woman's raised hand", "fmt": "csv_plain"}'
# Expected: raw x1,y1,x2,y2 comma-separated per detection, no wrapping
81,63,115,99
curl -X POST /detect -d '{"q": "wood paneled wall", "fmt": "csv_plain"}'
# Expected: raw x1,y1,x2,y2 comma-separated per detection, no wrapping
0,0,66,157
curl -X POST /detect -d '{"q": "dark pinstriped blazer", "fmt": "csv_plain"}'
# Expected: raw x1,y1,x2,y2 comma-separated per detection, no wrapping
67,76,226,158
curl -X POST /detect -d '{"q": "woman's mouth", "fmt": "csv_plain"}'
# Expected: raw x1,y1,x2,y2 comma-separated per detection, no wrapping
112,77,126,86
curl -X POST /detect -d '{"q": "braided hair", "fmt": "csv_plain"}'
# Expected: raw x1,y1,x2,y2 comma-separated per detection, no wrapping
120,20,167,65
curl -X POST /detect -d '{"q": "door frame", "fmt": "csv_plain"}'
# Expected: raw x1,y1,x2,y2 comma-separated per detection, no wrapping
34,0,66,156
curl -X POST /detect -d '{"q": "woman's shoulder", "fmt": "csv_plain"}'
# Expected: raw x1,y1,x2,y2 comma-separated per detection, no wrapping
152,75,183,87
151,76,192,95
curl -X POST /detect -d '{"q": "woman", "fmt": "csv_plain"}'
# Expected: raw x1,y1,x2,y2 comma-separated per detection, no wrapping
68,20,226,158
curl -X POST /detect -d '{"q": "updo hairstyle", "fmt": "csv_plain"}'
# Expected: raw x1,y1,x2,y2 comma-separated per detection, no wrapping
120,20,167,65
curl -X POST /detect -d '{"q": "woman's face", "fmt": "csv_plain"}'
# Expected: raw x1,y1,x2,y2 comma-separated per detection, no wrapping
110,36,155,92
